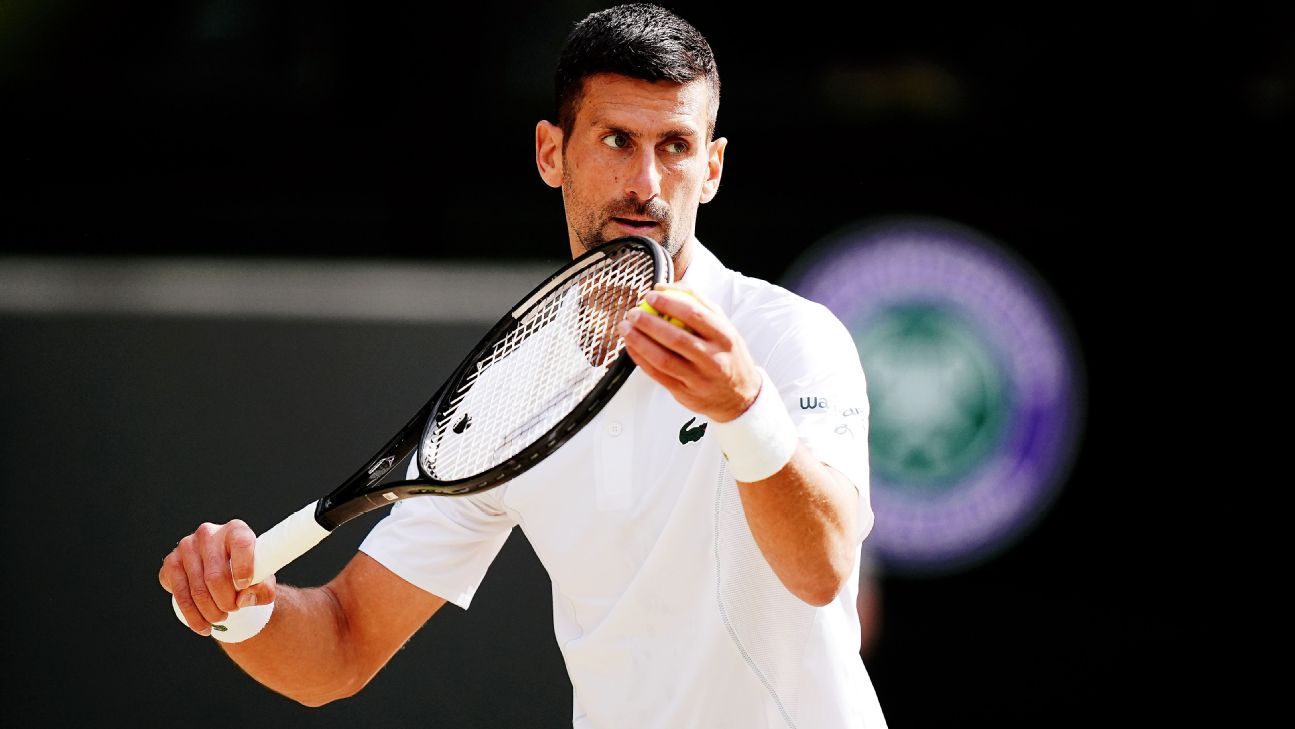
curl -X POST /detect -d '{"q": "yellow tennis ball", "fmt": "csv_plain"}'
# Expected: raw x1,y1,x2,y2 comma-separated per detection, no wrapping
638,289,700,331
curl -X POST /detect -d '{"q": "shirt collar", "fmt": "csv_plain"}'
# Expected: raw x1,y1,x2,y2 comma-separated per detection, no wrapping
677,240,727,304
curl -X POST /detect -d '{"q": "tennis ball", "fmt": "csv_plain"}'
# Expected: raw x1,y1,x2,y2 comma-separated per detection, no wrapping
638,288,700,331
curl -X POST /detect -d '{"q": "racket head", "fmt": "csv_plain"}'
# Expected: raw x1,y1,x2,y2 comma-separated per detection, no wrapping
410,235,670,495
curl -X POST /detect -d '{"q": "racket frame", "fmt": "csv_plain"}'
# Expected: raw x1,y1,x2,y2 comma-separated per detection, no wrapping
172,236,669,632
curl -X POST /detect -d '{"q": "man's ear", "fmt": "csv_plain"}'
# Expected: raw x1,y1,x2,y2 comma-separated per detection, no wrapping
700,136,727,203
536,121,564,188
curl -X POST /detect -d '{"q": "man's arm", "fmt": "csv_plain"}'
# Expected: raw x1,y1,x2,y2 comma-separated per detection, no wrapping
161,522,445,706
620,286,869,606
733,453,867,606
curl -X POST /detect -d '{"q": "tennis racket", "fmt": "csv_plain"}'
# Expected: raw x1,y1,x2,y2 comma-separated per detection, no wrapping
172,235,670,634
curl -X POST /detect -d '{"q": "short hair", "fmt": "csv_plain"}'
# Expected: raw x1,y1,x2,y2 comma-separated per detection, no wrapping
555,3,721,140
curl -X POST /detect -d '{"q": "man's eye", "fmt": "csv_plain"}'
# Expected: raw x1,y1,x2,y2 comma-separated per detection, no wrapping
601,133,629,149
664,141,688,154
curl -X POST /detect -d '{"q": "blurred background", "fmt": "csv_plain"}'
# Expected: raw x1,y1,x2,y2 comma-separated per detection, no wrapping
1,1,1284,726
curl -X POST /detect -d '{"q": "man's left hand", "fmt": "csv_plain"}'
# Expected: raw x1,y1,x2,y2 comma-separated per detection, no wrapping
618,284,761,423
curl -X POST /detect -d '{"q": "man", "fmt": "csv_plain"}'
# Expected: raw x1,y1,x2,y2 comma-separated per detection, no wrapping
160,4,886,727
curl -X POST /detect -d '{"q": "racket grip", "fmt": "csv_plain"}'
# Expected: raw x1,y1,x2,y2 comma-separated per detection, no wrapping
247,500,332,585
171,501,331,642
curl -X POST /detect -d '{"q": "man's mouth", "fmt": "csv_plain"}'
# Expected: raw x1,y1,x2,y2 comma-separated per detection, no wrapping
611,217,659,230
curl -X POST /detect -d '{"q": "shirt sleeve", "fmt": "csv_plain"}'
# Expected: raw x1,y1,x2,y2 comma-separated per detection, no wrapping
358,457,518,609
758,301,874,539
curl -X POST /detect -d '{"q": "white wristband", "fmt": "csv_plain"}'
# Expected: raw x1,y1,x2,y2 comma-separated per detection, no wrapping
172,596,275,644
713,369,799,482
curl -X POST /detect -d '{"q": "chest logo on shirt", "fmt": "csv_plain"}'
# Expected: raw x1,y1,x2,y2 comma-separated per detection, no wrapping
679,416,708,444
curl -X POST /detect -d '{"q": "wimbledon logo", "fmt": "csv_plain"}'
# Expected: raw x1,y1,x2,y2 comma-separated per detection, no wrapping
784,218,1084,575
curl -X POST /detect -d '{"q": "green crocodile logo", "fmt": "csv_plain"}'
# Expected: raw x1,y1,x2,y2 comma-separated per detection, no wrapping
679,417,707,445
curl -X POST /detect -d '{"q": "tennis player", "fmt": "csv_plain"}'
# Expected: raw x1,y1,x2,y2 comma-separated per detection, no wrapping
160,4,887,727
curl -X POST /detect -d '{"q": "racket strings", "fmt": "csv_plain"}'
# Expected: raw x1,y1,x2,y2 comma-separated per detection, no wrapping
423,249,657,481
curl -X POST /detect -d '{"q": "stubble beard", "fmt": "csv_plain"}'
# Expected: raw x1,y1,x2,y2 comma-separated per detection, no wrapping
569,192,680,258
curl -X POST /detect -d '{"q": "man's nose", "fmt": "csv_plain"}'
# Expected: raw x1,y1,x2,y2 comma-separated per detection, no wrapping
624,147,662,202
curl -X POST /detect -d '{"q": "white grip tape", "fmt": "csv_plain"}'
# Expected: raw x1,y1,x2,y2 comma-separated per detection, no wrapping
712,369,800,482
246,501,332,585
171,501,330,643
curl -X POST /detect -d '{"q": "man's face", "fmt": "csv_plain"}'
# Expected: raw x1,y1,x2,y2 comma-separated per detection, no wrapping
546,74,725,259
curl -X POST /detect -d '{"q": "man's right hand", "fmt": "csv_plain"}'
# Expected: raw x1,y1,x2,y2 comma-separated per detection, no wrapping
159,519,277,636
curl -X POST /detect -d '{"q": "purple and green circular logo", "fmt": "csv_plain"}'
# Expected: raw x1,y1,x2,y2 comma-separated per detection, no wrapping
784,218,1084,575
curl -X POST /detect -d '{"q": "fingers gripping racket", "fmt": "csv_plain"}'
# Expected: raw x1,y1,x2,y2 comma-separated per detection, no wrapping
172,236,670,636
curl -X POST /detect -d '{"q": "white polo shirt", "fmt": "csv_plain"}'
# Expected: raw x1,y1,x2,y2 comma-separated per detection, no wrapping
360,243,886,729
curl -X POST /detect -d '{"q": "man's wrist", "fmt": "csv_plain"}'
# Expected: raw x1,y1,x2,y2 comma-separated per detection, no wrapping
712,368,799,482
173,596,276,643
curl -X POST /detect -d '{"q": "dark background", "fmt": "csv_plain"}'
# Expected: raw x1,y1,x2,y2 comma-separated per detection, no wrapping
2,1,1285,726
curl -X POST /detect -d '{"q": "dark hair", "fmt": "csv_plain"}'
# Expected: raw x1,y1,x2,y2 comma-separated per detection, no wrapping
555,3,720,140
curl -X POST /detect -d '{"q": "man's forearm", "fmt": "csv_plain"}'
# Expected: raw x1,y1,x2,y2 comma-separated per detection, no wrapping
218,584,363,706
216,552,446,706
735,447,869,606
